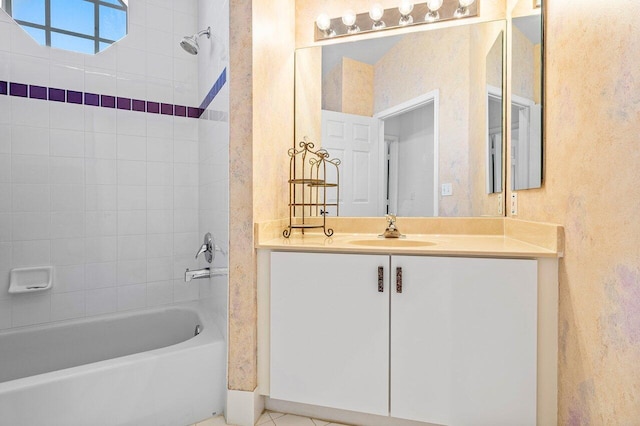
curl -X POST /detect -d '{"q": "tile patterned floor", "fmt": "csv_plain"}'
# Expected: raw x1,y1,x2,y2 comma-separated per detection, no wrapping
192,411,349,426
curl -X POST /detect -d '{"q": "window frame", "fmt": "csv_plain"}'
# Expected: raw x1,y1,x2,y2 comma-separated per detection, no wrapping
6,0,128,54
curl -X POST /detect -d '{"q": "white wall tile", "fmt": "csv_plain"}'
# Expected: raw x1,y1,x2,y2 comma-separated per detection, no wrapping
0,213,11,242
117,210,146,235
84,108,116,134
174,163,198,186
116,110,147,137
11,155,49,184
84,236,116,263
12,212,50,241
85,287,117,316
0,124,10,154
12,240,50,267
0,154,10,183
146,52,174,81
146,5,173,32
51,238,85,265
147,162,173,186
84,67,117,95
146,137,173,162
173,119,198,141
85,185,117,210
174,186,198,208
85,210,118,237
51,185,84,211
11,293,51,327
50,129,85,158
86,159,117,185
51,212,85,239
0,242,11,297
85,132,117,159
11,25,50,60
174,209,198,233
173,279,199,302
50,103,85,131
50,61,85,92
12,184,50,212
146,257,173,282
147,210,173,234
174,139,198,163
50,157,84,185
117,185,146,210
0,184,10,212
117,235,147,260
85,262,117,290
147,186,173,210
145,28,173,55
51,291,85,321
146,233,173,258
146,114,173,138
0,299,12,330
11,125,49,156
174,231,198,256
116,72,147,100
117,259,147,286
53,264,85,293
10,54,50,86
11,97,49,128
117,160,147,185
146,280,173,307
117,134,146,161
117,283,147,311
117,46,147,76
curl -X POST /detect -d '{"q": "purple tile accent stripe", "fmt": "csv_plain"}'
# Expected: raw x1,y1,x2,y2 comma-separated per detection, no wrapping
199,68,227,115
10,83,28,97
1,71,228,120
29,85,47,100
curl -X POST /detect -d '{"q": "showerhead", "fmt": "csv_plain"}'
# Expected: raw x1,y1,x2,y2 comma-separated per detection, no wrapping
180,26,211,55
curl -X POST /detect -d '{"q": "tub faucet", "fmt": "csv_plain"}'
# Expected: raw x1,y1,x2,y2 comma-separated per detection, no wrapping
383,214,402,238
185,266,229,282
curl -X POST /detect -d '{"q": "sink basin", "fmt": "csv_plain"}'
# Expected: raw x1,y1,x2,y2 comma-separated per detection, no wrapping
349,239,436,248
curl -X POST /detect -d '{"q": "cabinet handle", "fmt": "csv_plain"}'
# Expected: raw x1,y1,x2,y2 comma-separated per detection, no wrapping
396,267,403,293
378,267,384,292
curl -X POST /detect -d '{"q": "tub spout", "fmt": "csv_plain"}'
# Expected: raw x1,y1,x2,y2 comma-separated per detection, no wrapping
185,267,211,282
184,267,229,282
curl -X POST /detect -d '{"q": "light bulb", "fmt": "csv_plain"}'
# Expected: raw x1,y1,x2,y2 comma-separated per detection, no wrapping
398,0,414,16
459,0,475,6
369,4,384,21
342,10,357,26
316,13,331,31
426,0,444,11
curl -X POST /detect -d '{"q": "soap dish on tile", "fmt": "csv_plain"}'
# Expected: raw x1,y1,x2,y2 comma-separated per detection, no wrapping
8,266,54,294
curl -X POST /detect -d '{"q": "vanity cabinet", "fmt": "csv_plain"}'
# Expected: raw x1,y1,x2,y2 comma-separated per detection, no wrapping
270,251,538,425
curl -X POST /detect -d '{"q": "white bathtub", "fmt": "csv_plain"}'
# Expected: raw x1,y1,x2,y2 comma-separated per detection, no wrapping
0,301,226,426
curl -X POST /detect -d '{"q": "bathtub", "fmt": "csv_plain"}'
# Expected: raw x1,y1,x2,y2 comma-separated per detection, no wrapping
0,301,226,426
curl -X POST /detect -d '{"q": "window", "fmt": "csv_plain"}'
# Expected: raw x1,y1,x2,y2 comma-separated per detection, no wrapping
5,0,127,54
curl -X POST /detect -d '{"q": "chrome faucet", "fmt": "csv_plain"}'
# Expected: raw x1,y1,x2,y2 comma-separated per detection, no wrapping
382,214,402,238
185,232,229,282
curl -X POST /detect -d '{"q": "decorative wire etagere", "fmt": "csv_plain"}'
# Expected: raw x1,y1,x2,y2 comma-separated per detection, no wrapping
283,139,341,238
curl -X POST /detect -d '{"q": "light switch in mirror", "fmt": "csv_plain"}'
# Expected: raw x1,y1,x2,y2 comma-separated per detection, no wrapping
295,19,507,218
510,12,543,191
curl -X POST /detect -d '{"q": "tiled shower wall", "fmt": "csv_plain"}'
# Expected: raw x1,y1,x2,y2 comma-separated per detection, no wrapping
0,0,227,330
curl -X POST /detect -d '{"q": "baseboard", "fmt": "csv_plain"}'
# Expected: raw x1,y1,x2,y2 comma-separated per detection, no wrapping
265,398,439,426
226,388,264,426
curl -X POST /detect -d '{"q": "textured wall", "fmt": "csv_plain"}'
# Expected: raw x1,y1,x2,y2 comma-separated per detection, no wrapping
341,58,374,117
375,28,472,216
511,0,640,423
228,0,295,392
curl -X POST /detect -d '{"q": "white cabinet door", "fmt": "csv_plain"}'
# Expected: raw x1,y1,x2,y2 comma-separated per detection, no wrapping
270,252,390,416
390,256,538,426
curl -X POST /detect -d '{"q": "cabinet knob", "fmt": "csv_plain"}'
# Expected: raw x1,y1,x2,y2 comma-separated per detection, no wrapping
396,267,403,293
378,266,384,292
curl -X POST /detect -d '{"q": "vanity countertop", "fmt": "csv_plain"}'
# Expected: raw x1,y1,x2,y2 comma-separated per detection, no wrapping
255,218,564,258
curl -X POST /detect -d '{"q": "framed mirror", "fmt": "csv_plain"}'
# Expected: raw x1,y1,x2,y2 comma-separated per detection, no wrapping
510,8,543,190
295,19,507,218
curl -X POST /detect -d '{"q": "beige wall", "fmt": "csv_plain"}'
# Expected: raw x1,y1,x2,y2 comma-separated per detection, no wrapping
321,61,343,114
509,0,640,423
295,47,322,145
228,0,295,392
231,0,640,421
341,58,374,116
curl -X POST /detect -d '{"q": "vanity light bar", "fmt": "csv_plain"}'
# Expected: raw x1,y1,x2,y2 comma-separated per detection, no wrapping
315,1,478,41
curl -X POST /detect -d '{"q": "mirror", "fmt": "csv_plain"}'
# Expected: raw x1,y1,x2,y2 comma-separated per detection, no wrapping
510,12,543,190
295,20,506,217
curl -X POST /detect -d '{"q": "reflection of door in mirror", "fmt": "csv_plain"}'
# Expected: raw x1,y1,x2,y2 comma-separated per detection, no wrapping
485,31,504,195
511,14,543,190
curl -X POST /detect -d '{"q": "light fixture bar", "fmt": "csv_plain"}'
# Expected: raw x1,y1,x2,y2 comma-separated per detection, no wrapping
314,1,479,41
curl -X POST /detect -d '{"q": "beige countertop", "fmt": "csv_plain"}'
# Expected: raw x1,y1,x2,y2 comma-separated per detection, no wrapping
255,218,564,258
